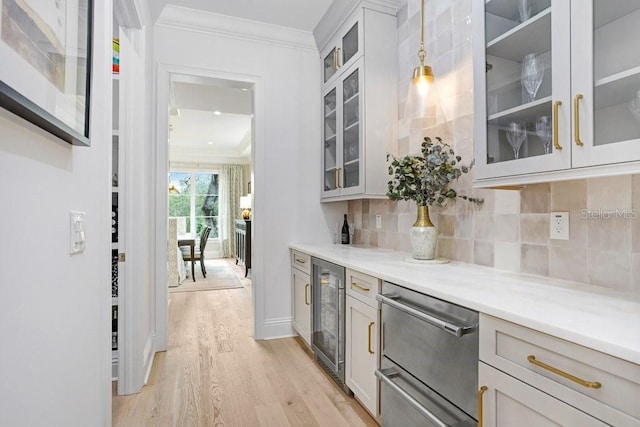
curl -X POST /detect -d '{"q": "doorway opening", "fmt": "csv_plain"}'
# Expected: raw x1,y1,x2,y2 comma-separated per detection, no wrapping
165,73,254,311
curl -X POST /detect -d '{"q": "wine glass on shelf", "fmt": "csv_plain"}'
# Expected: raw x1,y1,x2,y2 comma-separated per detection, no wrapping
535,116,552,154
521,53,544,103
518,0,531,23
506,121,527,160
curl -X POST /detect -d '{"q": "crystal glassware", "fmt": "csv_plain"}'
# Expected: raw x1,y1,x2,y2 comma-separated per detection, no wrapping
506,121,527,159
518,0,531,23
535,116,552,154
521,53,544,103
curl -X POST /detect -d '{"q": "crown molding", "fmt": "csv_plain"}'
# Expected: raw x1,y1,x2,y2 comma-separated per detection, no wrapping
156,5,318,52
114,0,152,29
313,0,402,51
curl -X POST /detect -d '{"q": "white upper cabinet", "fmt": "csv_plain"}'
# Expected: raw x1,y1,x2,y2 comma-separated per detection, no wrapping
316,2,398,201
473,0,640,187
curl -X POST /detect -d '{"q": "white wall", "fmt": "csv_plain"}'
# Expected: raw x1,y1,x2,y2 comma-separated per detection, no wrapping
154,7,344,339
0,0,113,424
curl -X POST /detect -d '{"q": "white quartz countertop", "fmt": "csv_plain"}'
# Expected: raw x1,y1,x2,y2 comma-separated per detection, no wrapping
290,243,640,365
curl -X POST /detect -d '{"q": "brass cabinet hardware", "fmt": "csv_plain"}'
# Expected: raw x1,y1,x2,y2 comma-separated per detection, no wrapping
553,101,563,150
304,284,310,305
333,49,338,70
337,168,342,188
336,48,341,68
334,168,339,189
351,282,370,292
295,258,306,264
527,355,601,389
477,386,488,427
367,321,375,354
574,94,584,146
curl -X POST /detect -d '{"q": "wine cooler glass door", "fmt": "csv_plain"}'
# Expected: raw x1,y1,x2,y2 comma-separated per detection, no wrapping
312,259,345,381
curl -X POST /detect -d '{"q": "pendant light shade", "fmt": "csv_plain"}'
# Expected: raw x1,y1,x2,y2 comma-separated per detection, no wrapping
405,0,441,130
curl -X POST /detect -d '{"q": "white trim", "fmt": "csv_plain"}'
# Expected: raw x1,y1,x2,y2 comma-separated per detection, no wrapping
156,5,317,52
143,333,155,385
114,0,151,29
155,64,265,347
262,317,296,340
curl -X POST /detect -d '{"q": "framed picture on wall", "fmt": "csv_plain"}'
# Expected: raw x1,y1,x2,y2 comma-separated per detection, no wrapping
0,0,93,146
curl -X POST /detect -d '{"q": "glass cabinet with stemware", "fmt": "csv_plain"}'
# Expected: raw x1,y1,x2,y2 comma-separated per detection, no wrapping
473,0,640,186
318,2,397,200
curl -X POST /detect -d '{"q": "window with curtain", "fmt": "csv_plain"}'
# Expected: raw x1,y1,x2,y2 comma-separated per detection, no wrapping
168,172,219,238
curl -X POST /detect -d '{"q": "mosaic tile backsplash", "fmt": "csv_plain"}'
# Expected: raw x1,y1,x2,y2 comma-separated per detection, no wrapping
347,0,640,294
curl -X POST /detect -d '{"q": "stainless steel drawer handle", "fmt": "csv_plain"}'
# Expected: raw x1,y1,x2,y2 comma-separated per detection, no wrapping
376,293,475,338
375,368,450,427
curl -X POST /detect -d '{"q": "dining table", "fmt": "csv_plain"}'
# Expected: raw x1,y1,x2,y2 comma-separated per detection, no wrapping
177,235,196,282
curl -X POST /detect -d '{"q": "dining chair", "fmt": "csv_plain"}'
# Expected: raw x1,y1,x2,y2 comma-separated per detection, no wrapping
181,225,212,278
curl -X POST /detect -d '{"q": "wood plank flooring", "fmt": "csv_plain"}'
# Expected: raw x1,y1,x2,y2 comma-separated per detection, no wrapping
112,260,378,426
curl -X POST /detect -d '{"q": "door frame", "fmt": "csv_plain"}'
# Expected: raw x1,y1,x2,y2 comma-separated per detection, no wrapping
154,64,264,352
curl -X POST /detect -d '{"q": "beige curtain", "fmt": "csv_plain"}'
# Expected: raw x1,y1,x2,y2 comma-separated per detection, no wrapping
219,165,243,258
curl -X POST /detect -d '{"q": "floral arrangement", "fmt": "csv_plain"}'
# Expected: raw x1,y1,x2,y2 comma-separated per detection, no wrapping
386,137,482,207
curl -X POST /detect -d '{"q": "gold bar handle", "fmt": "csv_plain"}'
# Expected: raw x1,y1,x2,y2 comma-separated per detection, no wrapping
337,168,342,188
574,94,584,146
333,49,338,70
527,355,601,389
295,258,306,264
336,48,341,68
333,169,339,189
367,321,375,354
478,386,488,427
553,101,563,150
352,282,370,292
304,284,310,305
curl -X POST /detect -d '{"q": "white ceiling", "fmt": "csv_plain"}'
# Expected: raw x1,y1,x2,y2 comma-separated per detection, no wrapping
150,0,333,31
162,0,333,164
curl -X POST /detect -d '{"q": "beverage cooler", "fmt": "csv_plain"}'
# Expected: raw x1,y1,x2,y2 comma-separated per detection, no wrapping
311,257,346,387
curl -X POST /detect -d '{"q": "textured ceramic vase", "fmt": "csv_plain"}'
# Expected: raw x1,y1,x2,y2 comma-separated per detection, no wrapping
410,205,437,260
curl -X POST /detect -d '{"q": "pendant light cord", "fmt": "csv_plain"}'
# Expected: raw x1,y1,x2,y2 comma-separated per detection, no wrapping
418,0,426,65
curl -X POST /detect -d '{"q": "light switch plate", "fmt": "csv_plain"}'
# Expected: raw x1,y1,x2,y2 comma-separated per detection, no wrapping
376,214,382,229
550,212,569,240
70,211,86,254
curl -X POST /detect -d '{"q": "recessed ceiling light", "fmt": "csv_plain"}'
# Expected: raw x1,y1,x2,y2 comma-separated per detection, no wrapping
214,111,222,116
241,88,248,91
208,141,213,145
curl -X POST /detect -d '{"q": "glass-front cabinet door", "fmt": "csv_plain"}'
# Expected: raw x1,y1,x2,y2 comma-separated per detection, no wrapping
474,0,571,180
322,60,363,198
571,1,640,167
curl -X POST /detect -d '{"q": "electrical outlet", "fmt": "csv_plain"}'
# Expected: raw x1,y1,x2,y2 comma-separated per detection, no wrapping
376,214,382,229
550,212,569,240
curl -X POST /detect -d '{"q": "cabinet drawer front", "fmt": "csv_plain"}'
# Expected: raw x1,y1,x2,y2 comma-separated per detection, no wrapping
291,250,311,274
480,314,640,424
345,268,380,307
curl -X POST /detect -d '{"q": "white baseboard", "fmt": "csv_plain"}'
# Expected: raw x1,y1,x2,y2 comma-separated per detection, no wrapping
261,317,295,340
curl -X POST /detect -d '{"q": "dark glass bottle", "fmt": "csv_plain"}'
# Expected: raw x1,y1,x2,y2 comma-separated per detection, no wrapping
341,214,350,244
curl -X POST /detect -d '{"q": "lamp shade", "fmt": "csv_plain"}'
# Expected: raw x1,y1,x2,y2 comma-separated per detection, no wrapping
240,195,252,209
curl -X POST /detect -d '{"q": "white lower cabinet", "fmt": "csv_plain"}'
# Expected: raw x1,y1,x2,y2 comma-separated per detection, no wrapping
479,362,606,426
479,314,640,426
291,267,311,346
346,294,379,417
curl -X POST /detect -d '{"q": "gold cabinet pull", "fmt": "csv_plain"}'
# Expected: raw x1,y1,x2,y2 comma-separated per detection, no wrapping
336,47,341,68
367,321,375,354
295,258,306,264
574,94,584,146
333,49,337,70
352,282,370,292
477,386,488,427
553,101,563,150
333,168,338,189
527,355,601,389
304,284,310,305
336,168,342,188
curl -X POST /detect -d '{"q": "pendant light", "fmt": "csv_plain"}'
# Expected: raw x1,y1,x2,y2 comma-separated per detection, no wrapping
404,0,440,130
412,0,434,95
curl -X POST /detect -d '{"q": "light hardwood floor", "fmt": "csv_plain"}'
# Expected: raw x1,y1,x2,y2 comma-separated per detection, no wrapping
113,259,378,426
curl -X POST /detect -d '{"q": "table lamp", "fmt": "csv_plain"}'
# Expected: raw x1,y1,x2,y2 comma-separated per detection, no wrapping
240,195,252,219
